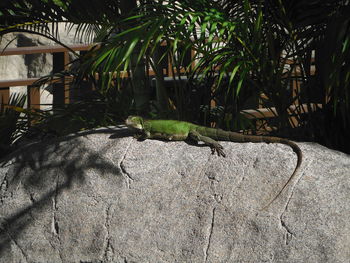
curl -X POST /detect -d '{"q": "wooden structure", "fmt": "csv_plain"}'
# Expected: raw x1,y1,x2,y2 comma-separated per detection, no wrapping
0,44,91,109
0,43,317,123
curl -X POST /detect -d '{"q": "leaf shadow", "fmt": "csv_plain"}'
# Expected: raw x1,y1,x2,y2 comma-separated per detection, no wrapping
0,127,131,257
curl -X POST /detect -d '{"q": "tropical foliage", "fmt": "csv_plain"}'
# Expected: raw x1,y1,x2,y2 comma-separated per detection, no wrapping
0,93,27,157
0,0,349,152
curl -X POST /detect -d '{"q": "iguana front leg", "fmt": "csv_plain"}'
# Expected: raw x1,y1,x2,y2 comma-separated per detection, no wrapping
189,130,226,157
135,130,176,141
133,130,150,140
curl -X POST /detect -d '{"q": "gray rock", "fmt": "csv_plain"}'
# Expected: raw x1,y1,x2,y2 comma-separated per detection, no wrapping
0,127,349,262
0,34,28,82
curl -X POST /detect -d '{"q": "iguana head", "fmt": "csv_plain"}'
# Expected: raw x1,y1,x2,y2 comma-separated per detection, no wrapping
125,116,144,130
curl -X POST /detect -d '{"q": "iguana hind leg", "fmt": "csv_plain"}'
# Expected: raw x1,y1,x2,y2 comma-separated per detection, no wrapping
189,130,226,157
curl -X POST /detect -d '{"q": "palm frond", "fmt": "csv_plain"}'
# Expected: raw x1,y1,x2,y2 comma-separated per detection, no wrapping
0,93,27,156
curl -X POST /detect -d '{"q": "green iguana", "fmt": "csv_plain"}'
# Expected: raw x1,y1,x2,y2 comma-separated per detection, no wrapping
125,115,302,208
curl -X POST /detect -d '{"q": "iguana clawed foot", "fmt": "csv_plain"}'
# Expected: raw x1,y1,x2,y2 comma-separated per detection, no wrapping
188,130,226,157
211,143,226,157
133,132,146,140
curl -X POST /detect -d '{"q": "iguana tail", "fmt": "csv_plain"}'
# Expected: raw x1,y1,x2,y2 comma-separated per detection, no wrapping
258,137,302,209
196,126,302,208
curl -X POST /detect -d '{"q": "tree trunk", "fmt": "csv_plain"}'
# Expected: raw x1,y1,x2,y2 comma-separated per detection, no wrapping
120,0,150,115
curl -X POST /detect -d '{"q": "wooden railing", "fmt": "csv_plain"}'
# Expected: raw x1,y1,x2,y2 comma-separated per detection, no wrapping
0,43,318,124
0,43,192,109
0,43,92,109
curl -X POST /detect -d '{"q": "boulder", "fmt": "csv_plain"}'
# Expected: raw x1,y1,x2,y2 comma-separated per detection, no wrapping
0,127,349,262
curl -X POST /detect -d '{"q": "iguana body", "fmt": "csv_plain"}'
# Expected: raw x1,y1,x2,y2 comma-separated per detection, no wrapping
125,116,302,207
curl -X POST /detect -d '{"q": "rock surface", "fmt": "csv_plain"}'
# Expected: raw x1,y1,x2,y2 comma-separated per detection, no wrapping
0,127,349,262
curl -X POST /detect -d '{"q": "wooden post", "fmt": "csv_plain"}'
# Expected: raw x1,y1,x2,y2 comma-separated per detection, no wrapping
289,63,301,127
0,87,10,106
167,52,173,77
191,49,196,71
27,85,40,110
64,51,70,104
52,52,65,108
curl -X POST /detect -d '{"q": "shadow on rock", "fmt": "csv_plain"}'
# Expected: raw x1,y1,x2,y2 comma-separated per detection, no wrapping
0,128,129,256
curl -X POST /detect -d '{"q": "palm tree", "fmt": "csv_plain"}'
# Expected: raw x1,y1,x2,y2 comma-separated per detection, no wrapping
1,0,349,151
